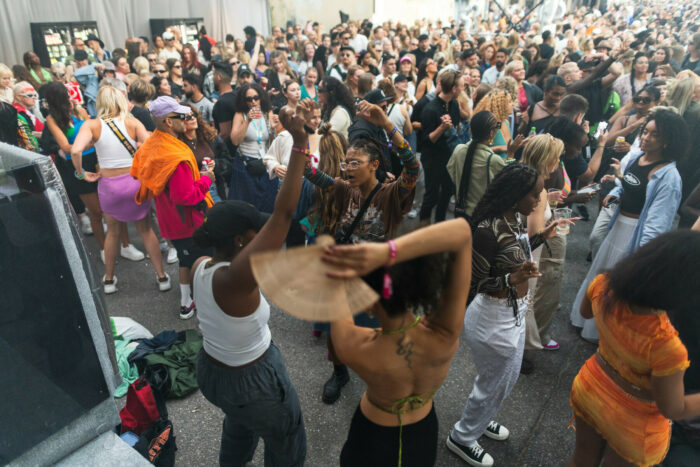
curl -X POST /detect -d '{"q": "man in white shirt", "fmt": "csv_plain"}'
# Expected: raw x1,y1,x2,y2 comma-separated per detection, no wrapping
481,48,507,84
347,22,368,52
375,53,397,84
158,31,181,61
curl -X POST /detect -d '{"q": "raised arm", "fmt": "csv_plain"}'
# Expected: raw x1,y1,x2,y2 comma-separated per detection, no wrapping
230,111,251,146
227,103,311,293
325,218,472,339
566,56,614,95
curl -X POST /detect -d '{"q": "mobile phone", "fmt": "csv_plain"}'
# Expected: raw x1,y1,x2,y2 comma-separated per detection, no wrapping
594,122,608,138
578,184,601,195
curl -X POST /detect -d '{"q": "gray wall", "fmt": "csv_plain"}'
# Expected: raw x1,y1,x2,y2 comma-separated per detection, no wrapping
0,0,270,66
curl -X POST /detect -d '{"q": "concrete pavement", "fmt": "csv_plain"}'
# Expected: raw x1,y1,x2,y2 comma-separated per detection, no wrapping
94,202,598,466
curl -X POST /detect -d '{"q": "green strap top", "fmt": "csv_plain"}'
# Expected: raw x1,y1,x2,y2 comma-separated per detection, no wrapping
368,313,436,467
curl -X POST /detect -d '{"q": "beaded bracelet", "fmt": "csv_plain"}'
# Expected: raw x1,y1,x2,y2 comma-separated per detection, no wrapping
74,170,85,180
291,146,310,155
387,126,398,150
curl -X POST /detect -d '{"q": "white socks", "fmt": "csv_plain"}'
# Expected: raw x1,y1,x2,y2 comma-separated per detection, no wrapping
180,284,192,307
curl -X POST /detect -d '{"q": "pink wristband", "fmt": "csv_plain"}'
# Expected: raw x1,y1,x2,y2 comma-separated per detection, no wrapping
385,240,397,267
382,240,397,299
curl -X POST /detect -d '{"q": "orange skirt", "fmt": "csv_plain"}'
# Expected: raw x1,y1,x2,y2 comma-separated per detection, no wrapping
570,355,672,467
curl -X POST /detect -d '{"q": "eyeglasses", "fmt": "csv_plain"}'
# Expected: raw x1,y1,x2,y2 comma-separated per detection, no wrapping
340,160,368,170
154,69,167,74
245,95,260,102
20,92,38,99
633,96,652,104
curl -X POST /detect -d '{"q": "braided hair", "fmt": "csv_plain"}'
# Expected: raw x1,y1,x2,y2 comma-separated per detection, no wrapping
470,163,540,229
456,110,498,207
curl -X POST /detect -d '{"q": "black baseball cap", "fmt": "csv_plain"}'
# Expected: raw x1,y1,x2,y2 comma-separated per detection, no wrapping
418,34,429,41
394,73,408,83
238,64,252,77
200,200,270,239
381,53,396,63
363,88,393,104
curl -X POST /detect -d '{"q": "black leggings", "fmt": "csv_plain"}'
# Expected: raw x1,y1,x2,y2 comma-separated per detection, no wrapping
340,404,438,467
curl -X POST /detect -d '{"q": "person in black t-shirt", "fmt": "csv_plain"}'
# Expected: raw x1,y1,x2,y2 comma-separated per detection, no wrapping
539,31,554,61
128,78,156,132
418,70,462,224
211,62,237,154
412,34,436,71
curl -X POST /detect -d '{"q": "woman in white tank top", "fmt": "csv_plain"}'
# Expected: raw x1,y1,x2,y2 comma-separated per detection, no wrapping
521,135,566,361
71,85,170,295
189,105,313,466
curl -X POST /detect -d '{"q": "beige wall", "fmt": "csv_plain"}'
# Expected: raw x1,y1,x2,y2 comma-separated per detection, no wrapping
269,0,373,31
373,0,456,25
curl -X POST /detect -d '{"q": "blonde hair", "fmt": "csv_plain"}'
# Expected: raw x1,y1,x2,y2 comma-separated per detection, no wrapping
132,56,150,76
0,63,11,78
492,76,518,102
473,90,511,124
311,123,348,236
521,134,564,175
666,77,697,116
96,85,129,120
237,50,251,64
50,61,66,75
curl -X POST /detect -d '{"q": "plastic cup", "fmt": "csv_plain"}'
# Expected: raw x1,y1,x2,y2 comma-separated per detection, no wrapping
548,188,561,209
553,208,572,235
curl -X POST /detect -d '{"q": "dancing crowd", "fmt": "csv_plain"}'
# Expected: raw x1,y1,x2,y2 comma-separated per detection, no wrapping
2,1,700,465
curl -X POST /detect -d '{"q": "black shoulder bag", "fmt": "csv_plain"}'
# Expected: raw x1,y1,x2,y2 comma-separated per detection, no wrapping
335,182,382,245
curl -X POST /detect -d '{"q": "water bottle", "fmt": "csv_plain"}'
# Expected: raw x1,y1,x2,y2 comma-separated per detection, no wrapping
529,126,537,137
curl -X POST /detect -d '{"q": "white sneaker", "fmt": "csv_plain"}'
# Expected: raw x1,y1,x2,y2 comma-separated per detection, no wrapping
446,436,494,467
167,247,178,264
100,250,105,264
484,420,510,441
159,240,169,251
407,208,418,219
121,244,145,261
157,273,172,292
81,216,93,235
103,275,118,294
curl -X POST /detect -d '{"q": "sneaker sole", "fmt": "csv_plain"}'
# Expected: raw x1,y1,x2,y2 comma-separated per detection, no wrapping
543,346,560,351
483,429,509,441
446,437,493,467
180,310,195,320
121,254,145,261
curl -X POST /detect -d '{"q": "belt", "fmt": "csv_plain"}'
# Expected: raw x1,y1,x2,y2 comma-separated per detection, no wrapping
595,351,654,402
204,347,268,370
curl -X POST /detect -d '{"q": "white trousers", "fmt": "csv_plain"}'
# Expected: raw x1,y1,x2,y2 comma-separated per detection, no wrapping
451,293,527,445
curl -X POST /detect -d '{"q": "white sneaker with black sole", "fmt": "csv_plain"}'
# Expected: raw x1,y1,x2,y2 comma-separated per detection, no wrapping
484,420,510,441
157,273,172,292
446,436,494,466
167,247,178,264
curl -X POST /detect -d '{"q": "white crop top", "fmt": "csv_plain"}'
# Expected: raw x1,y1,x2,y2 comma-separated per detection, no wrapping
193,260,271,366
93,118,137,169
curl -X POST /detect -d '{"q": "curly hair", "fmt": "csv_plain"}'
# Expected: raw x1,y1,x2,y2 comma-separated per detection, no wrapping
309,123,348,236
492,76,518,103
185,103,218,142
642,107,689,162
233,83,271,114
470,163,540,228
473,90,512,125
363,252,454,317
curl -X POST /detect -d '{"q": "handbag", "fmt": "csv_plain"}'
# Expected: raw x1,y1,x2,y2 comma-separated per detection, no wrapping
239,153,267,177
335,182,382,244
104,118,136,155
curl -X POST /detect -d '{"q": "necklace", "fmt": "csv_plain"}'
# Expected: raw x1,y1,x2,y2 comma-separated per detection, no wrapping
375,314,420,335
185,136,197,151
502,213,522,237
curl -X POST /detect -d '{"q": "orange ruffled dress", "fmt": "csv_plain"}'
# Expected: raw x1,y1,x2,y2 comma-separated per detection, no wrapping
570,274,690,467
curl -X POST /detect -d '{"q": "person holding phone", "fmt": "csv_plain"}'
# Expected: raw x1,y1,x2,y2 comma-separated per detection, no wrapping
447,163,572,466
228,83,277,212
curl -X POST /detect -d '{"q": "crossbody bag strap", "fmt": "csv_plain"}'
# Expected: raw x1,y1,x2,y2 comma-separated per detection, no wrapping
486,152,494,184
341,182,382,244
104,118,136,156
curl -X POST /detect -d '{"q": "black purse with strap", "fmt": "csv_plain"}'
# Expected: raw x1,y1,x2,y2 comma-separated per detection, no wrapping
104,118,136,156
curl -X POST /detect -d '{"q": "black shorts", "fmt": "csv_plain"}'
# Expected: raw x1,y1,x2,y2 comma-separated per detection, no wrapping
340,404,438,467
55,153,98,196
171,237,212,269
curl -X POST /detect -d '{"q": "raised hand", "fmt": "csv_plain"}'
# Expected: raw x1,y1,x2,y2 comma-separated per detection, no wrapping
322,242,391,279
356,100,390,127
279,105,309,144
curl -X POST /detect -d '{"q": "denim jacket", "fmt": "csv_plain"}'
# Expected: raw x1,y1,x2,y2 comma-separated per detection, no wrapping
73,65,99,118
607,151,681,254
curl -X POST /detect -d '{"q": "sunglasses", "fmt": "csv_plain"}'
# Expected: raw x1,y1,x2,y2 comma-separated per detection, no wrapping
245,95,260,102
167,113,192,120
231,61,240,66
54,73,66,78
633,96,652,104
184,114,196,121
172,65,182,69
20,92,38,98
154,69,167,74
148,58,157,62
341,53,353,57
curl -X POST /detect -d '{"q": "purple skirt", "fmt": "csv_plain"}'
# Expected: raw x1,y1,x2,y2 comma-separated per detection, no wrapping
97,174,151,222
